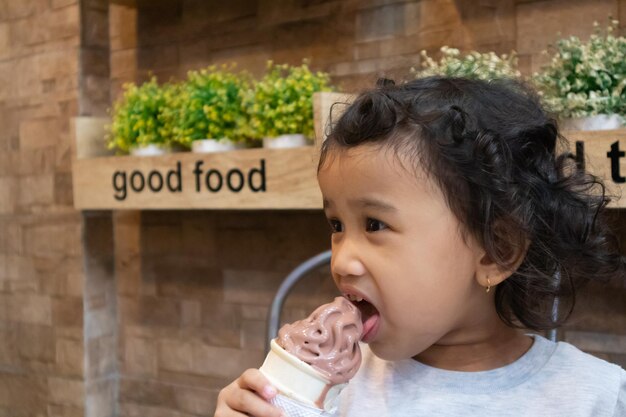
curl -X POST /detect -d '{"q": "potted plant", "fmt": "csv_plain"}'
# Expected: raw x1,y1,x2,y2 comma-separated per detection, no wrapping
107,77,177,156
247,60,334,149
175,64,253,153
533,20,626,131
413,46,521,80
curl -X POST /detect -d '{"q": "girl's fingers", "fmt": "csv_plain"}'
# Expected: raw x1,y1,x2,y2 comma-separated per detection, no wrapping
237,368,278,401
225,387,284,417
214,369,284,417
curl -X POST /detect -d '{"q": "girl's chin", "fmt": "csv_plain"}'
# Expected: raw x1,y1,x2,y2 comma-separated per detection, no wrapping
367,339,411,361
368,336,432,362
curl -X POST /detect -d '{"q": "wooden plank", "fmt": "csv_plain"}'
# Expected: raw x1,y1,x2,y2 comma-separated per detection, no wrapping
563,129,626,208
71,93,626,210
313,91,355,148
73,116,114,159
72,146,322,210
72,129,626,210
311,91,626,208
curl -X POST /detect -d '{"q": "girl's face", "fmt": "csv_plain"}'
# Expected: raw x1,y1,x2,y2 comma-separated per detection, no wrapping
318,144,491,361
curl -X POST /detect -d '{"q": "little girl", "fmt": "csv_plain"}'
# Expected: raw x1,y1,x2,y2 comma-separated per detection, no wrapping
214,76,626,416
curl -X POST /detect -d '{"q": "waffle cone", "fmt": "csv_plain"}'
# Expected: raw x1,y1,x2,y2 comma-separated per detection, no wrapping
259,339,346,412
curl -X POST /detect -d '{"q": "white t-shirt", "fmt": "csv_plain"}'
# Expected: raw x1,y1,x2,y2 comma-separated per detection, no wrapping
337,334,626,416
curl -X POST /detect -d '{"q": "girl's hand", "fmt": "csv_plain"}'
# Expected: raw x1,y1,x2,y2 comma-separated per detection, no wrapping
214,368,285,417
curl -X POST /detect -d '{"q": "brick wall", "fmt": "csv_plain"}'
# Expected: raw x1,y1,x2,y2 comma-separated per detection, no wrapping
0,0,85,415
111,0,626,95
116,211,334,416
0,1,625,417
106,1,626,415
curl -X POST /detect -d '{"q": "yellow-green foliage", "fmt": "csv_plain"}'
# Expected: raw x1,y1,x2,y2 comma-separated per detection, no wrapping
533,20,626,119
247,61,334,139
107,77,178,153
107,61,337,153
414,46,520,81
175,65,252,146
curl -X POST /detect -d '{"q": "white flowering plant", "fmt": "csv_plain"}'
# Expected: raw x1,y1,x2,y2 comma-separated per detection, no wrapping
412,46,520,80
533,20,626,120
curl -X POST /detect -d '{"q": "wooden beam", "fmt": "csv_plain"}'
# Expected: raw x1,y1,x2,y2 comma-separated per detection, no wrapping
71,92,626,210
562,129,626,208
72,146,322,210
313,91,355,148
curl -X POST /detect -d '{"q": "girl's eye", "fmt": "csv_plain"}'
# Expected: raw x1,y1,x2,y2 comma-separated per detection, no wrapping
366,218,387,232
328,219,343,233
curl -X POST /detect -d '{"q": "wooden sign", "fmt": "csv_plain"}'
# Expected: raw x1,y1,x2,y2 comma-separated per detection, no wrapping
71,96,626,210
72,147,322,209
563,129,626,208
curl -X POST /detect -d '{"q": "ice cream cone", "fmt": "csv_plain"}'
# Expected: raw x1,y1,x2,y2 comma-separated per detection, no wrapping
260,339,346,413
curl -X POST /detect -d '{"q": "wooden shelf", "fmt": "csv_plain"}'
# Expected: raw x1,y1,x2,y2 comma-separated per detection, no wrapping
559,129,626,208
72,146,322,210
71,92,352,210
71,93,626,210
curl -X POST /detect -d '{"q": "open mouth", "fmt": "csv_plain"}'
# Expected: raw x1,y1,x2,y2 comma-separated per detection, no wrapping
344,294,381,342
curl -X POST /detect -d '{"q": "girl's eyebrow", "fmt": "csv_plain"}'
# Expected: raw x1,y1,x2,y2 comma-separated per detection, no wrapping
322,197,397,212
354,197,398,212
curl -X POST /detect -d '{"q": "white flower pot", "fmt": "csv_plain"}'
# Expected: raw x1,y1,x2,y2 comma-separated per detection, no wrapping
560,114,624,131
192,138,246,153
263,134,310,149
130,144,168,157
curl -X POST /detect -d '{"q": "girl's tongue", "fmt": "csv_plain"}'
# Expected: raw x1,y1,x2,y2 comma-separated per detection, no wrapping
361,313,380,341
353,300,380,341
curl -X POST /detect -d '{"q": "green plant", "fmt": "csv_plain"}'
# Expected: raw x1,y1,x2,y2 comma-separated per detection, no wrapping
413,46,520,80
533,20,626,119
247,61,334,139
175,64,252,146
107,77,176,153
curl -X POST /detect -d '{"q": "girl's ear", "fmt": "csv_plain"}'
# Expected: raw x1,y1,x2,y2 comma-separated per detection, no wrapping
475,246,527,288
474,223,530,289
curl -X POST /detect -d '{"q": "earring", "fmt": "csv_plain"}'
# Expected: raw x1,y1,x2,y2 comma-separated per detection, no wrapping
485,277,491,293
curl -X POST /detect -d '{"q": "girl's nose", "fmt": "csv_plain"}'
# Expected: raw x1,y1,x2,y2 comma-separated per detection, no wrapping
331,239,367,278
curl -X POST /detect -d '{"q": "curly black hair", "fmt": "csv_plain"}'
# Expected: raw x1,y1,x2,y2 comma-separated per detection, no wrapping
319,76,625,331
